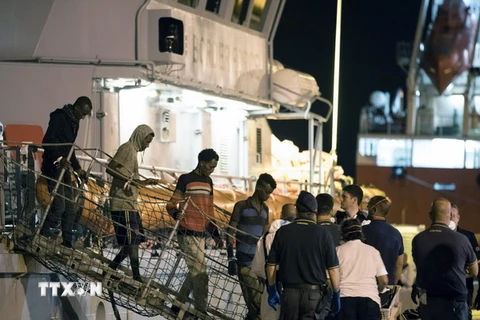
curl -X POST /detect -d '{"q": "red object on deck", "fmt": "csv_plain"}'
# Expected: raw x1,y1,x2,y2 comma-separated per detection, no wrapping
420,0,478,94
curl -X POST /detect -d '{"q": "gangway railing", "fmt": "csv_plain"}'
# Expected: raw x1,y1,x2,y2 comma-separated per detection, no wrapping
3,141,338,320
4,143,253,319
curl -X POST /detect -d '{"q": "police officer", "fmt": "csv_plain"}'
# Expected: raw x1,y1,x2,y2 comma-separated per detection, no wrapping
412,198,478,320
450,203,480,319
316,193,341,246
266,191,341,319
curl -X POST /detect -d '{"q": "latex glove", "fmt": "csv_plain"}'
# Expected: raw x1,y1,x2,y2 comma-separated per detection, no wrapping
75,169,88,182
474,288,480,310
330,290,341,315
267,285,280,311
411,283,419,304
228,259,238,276
55,157,72,170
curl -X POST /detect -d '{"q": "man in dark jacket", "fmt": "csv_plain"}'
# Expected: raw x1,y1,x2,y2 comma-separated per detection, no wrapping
334,184,368,225
39,96,92,248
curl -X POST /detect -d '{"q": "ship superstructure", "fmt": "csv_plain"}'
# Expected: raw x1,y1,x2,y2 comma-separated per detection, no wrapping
356,0,480,229
0,1,334,319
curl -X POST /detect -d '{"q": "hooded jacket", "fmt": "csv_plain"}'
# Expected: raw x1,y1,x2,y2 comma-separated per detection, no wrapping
41,105,81,175
251,219,292,279
109,124,154,211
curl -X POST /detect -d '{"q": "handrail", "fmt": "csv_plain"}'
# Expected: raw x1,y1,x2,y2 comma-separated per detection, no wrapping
1,141,335,192
75,155,330,189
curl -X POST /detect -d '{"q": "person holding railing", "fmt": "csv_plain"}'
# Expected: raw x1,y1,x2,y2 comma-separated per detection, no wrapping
166,148,219,318
39,96,92,248
105,124,159,282
227,173,277,320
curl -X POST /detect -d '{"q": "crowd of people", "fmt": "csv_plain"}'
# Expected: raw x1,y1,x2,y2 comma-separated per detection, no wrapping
39,97,480,320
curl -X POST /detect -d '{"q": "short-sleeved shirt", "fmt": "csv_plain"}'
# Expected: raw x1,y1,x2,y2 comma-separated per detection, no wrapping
336,239,388,306
412,223,477,301
109,142,139,211
175,171,214,233
268,218,339,285
317,221,342,246
230,197,269,267
363,220,404,285
457,227,480,259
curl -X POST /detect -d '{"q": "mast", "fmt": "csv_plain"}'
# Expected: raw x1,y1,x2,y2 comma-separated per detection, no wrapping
331,0,343,165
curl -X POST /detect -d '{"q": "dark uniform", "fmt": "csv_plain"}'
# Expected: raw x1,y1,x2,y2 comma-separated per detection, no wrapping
363,220,404,285
334,210,367,225
317,221,341,246
412,223,477,320
457,226,480,313
268,218,339,319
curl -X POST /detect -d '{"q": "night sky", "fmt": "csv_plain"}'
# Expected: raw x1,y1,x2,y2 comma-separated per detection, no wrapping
271,0,420,178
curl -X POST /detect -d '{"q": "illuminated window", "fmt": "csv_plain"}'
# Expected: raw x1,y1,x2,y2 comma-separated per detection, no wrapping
358,138,380,157
376,139,412,167
465,140,480,169
232,0,250,25
249,0,268,31
412,139,465,168
178,0,199,8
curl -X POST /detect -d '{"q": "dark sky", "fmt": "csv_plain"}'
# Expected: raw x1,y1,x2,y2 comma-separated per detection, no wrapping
270,0,420,178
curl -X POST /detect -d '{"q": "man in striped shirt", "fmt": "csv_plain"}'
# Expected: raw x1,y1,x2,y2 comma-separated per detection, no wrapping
167,148,219,317
227,173,277,320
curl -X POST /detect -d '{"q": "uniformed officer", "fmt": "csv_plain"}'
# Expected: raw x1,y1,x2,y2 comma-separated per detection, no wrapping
316,193,341,246
450,203,480,320
412,198,478,320
266,191,341,319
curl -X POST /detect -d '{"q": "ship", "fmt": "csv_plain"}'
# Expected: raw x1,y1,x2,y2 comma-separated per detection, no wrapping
356,0,480,304
0,1,346,319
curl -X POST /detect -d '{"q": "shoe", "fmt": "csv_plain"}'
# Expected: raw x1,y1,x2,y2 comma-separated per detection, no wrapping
102,270,120,281
170,305,180,315
133,275,144,283
62,241,73,248
170,305,199,319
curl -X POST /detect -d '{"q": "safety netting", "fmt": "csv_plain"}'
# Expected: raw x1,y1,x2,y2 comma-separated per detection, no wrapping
2,144,268,320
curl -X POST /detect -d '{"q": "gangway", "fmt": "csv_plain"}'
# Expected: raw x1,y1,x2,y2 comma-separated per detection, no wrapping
4,143,253,320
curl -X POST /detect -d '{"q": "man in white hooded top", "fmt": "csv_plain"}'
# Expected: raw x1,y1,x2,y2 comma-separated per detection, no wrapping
106,124,159,282
251,203,297,319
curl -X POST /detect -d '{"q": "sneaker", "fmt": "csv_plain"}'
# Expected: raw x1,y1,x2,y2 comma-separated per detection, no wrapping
62,241,73,248
133,275,144,283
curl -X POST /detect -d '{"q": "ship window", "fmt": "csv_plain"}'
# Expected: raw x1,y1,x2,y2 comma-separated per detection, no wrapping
249,0,269,31
232,0,250,25
376,139,412,167
358,138,380,157
178,0,199,8
206,0,221,14
412,139,465,168
219,138,229,174
158,18,184,55
465,140,480,169
256,127,262,163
